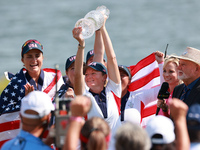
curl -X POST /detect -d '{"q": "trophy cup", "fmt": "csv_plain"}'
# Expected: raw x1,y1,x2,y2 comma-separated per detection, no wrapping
75,5,110,39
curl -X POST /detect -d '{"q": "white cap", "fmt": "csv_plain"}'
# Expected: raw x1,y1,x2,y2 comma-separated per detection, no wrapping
124,108,141,125
20,91,55,119
145,115,175,144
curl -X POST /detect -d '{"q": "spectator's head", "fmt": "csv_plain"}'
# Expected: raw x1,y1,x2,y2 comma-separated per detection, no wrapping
115,122,151,150
187,103,200,142
175,47,200,85
80,117,110,150
20,91,54,131
145,116,175,150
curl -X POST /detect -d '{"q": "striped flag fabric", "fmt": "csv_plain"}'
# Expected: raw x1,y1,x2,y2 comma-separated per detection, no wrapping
128,53,162,127
0,68,64,148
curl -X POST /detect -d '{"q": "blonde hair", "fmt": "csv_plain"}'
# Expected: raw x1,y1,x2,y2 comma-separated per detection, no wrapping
163,55,183,84
163,55,179,69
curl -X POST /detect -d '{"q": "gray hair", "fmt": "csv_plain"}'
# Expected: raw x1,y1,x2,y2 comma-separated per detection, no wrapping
115,122,151,150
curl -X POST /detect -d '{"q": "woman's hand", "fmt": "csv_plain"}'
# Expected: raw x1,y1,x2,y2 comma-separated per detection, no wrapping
24,83,34,96
157,99,168,112
72,27,85,47
154,51,164,64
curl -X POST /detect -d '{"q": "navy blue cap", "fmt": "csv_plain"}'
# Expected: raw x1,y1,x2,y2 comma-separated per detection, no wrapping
187,103,200,130
118,65,131,80
84,62,107,74
65,55,76,70
86,49,94,63
21,39,43,57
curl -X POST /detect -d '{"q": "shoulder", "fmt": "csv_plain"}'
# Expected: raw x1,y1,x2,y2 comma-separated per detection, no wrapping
174,83,184,91
172,83,184,98
1,138,16,149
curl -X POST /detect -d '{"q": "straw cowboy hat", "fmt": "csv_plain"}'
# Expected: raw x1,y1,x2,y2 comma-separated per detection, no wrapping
174,47,200,65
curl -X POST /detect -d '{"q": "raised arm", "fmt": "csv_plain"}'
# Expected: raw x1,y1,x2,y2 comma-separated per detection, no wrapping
93,30,105,64
73,27,85,95
62,95,91,150
169,98,190,150
100,17,120,84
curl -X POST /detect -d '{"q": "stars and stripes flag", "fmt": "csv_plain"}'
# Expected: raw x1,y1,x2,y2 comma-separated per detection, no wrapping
0,68,64,148
128,53,163,127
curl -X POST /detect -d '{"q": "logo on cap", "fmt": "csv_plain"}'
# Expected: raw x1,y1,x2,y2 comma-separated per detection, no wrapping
69,55,76,62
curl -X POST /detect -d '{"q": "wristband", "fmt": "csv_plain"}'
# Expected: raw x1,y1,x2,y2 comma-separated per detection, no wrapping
70,116,84,123
78,44,85,49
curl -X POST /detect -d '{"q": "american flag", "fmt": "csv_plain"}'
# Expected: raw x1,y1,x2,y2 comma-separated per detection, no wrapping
128,53,163,127
0,68,64,147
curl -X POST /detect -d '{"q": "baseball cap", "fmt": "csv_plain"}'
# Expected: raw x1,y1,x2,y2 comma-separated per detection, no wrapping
187,103,200,130
21,39,43,57
173,47,200,65
124,108,141,125
65,55,76,70
84,62,107,74
118,65,131,80
20,91,55,119
86,49,94,63
145,115,175,145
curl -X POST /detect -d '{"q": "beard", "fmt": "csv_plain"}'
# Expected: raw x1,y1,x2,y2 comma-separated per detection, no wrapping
178,70,189,80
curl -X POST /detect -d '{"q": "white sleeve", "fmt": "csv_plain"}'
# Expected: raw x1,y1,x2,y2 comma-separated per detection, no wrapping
159,63,164,84
106,79,121,98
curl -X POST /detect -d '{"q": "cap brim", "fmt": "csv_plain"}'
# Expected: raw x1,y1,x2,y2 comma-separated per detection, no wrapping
83,65,97,74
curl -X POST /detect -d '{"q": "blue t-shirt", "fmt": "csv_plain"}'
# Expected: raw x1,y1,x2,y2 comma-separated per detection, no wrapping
1,130,53,150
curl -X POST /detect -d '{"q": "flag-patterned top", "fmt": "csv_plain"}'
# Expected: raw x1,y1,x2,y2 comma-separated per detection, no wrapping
0,67,64,147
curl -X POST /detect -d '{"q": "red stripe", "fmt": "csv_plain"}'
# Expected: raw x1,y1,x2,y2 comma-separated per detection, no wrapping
43,69,62,94
0,120,20,132
111,91,121,115
0,139,10,148
140,102,145,123
141,104,157,118
43,68,57,73
130,53,156,76
128,68,160,91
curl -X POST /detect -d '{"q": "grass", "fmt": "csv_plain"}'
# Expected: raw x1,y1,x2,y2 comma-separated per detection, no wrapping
0,76,9,95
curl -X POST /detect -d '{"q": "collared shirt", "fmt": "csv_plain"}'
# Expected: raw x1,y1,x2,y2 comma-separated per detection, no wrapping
25,70,44,91
183,77,200,101
121,91,130,121
89,88,107,118
1,130,53,150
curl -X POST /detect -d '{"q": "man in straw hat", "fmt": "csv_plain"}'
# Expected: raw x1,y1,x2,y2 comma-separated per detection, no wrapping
172,47,200,107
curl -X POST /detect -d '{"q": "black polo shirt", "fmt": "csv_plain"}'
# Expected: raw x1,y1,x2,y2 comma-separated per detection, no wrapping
89,88,107,118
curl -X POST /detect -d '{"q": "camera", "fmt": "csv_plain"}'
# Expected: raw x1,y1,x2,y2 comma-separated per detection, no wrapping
54,96,73,148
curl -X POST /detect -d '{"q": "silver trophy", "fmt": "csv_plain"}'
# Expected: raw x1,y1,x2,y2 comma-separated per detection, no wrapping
75,5,110,39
